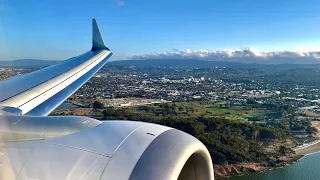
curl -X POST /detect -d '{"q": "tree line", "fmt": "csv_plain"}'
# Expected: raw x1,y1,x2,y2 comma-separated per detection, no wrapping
101,106,291,164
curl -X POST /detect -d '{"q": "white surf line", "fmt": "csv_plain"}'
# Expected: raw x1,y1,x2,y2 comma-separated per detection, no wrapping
293,139,320,151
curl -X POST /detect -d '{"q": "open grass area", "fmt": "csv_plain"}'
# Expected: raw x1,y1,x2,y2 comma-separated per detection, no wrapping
180,102,265,120
53,101,268,121
129,101,266,121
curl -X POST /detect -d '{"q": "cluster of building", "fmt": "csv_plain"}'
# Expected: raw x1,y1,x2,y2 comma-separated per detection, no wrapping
71,69,284,104
0,68,33,81
2,66,319,113
0,67,284,105
100,98,171,107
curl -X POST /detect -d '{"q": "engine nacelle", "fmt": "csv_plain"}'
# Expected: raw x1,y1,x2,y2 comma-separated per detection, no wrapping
1,117,214,180
127,127,214,180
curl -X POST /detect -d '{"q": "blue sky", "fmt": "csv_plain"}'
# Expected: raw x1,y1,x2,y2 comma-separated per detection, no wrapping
1,0,320,61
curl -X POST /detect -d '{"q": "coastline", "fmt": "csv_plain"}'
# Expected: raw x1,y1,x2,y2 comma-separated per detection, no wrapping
215,121,320,179
294,140,320,155
294,121,320,156
214,153,303,179
215,145,320,179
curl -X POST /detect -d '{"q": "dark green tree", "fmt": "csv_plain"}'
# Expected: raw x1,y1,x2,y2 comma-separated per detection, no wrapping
93,101,104,109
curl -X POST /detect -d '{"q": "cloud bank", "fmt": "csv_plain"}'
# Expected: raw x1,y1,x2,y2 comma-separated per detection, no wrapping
131,48,320,64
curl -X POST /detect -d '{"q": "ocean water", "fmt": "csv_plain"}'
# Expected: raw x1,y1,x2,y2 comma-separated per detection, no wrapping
226,152,320,180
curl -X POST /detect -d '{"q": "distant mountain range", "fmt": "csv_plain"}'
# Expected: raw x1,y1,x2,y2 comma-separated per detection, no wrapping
1,59,320,71
0,59,60,68
109,59,320,71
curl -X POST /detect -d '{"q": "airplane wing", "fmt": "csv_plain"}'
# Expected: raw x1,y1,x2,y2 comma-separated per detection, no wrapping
0,19,214,180
0,19,112,116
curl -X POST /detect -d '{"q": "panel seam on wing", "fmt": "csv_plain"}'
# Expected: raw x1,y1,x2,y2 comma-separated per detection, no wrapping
0,50,108,107
16,51,109,110
26,52,113,116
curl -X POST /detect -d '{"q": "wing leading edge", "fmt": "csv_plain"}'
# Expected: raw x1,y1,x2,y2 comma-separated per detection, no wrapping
0,19,112,116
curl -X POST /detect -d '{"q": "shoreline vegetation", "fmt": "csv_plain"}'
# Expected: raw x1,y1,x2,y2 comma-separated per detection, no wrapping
216,140,320,179
215,153,303,179
217,122,320,179
53,100,320,178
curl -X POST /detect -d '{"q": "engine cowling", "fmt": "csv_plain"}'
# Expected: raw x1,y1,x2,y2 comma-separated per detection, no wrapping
1,117,214,180
127,127,214,180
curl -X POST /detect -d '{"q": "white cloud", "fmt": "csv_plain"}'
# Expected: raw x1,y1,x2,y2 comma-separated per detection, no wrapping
116,0,124,6
131,48,320,64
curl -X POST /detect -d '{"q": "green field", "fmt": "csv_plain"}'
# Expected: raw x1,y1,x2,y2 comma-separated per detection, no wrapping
118,101,267,121
177,102,265,120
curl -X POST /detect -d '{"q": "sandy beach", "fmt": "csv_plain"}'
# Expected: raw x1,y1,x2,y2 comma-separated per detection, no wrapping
295,121,320,155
